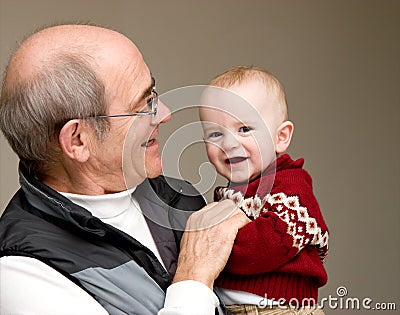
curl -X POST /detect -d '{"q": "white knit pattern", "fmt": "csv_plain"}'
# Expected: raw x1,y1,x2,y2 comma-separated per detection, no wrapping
216,188,329,261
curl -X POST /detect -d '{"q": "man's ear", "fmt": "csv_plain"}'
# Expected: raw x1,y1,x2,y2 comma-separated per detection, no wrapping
59,120,91,162
275,121,294,154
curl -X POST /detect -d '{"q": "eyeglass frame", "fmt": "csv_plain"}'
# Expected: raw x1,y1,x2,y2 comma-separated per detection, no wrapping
83,85,158,123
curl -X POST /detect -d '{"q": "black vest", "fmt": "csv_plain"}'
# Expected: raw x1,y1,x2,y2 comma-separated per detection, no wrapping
0,166,206,314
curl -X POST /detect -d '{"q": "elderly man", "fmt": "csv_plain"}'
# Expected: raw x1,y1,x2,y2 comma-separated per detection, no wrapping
0,24,248,314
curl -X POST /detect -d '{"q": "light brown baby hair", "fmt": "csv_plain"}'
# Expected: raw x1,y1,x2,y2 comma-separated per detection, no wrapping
209,65,289,121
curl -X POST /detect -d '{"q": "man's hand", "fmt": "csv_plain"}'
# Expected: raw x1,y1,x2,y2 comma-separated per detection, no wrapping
172,199,250,289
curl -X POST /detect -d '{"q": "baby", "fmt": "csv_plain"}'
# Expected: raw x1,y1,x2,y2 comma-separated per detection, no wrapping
200,66,329,314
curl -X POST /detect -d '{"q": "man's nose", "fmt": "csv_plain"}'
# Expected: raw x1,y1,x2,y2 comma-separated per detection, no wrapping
154,100,171,125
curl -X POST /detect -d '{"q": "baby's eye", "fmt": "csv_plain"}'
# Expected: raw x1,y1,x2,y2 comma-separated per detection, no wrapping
208,131,223,138
239,126,252,133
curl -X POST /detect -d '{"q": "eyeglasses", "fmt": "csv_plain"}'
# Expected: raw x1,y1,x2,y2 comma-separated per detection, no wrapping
84,86,158,124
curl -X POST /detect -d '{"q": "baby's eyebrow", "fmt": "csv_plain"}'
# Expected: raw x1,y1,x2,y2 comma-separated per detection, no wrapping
202,123,221,129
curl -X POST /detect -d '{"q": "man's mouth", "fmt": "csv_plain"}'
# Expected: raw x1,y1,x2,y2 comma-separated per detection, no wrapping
141,129,158,147
226,157,247,165
142,138,156,147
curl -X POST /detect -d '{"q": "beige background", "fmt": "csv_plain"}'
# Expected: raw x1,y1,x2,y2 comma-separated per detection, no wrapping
0,0,399,313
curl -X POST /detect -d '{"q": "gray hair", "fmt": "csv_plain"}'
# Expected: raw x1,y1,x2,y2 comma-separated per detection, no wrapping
0,53,109,176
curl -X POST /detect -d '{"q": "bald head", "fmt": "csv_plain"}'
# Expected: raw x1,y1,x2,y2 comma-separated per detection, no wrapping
7,25,141,87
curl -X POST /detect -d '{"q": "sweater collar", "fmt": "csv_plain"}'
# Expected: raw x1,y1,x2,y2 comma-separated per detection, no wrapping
216,154,304,199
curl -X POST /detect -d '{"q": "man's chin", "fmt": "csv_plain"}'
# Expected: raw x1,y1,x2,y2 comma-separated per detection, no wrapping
145,159,163,179
146,172,162,179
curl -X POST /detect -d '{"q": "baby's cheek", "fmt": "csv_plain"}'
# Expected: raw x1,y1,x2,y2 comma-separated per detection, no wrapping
205,143,219,159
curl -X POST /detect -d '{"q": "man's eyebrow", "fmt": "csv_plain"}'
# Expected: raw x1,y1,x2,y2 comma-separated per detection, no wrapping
141,76,156,100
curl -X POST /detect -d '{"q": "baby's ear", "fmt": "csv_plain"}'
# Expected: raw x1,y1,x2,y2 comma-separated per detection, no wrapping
275,121,294,154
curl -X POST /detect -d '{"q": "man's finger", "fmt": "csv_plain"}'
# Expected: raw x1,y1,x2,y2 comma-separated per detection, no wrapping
227,208,251,229
186,199,240,231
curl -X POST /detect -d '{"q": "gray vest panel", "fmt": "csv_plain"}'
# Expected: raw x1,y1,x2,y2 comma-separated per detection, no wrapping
73,261,165,314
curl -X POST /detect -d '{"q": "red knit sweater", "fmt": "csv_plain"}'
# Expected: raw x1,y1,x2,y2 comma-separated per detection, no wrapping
214,154,329,304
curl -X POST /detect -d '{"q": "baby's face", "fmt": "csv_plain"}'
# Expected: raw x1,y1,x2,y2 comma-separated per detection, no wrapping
200,79,282,183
